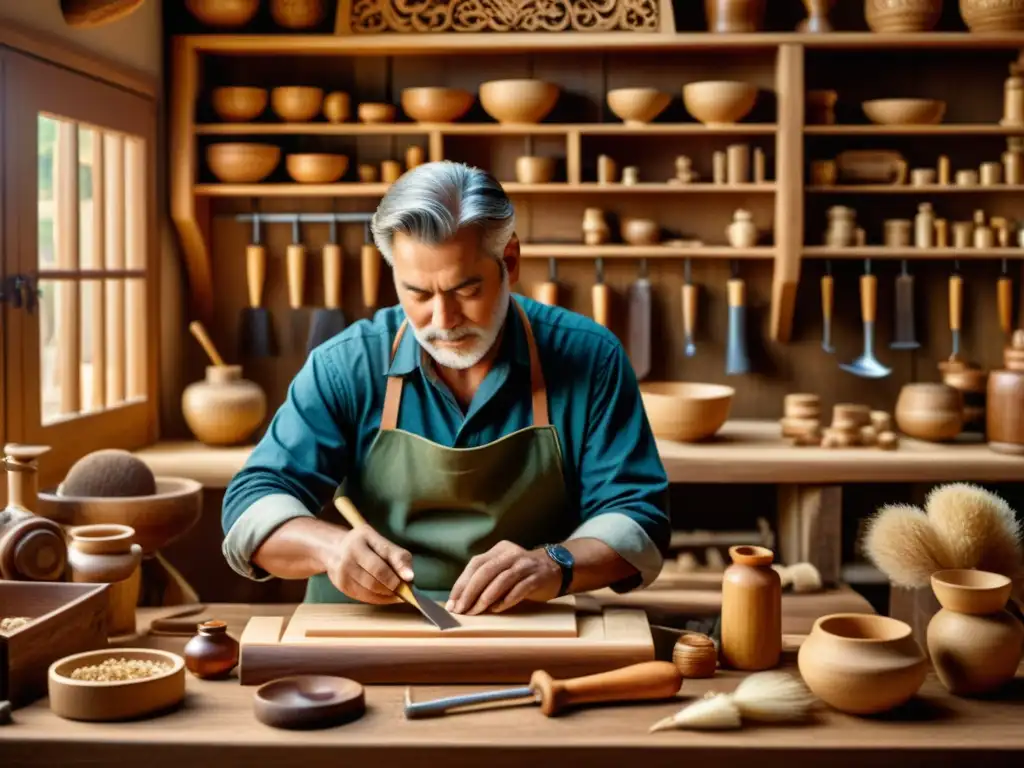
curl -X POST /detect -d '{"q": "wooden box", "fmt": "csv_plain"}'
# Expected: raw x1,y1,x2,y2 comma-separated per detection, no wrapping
0,581,110,708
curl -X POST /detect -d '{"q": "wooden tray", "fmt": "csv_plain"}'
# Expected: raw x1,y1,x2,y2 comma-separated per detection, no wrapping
238,599,655,685
0,581,109,707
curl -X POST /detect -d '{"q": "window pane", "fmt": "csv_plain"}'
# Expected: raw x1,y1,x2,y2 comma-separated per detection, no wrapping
38,115,56,270
39,278,81,424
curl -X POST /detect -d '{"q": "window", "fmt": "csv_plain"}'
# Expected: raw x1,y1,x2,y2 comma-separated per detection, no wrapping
1,47,159,487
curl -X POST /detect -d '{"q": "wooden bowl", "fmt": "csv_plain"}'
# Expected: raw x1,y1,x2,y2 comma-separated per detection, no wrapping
185,0,259,27
479,79,560,124
203,143,280,183
48,648,185,721
862,98,946,125
640,382,735,442
254,675,366,729
515,156,555,184
606,87,671,125
621,217,660,245
36,477,203,555
931,569,1013,614
358,102,397,124
961,0,1024,32
682,81,758,125
211,86,267,122
270,86,324,122
286,153,349,183
866,0,942,32
894,382,963,441
400,87,474,123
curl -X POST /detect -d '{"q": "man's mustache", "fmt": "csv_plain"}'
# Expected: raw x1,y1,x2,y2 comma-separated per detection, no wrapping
422,326,482,343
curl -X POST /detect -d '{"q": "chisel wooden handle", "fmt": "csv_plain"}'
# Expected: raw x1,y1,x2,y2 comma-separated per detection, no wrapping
592,283,610,327
246,245,266,309
998,275,1012,335
949,274,962,332
533,282,558,305
333,496,415,604
860,273,877,323
287,243,305,310
821,274,833,326
361,243,380,309
682,283,697,340
323,244,343,310
728,277,745,308
530,661,681,717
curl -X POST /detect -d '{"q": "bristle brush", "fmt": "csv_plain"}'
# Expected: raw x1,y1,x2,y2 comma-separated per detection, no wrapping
925,483,1023,579
862,503,955,588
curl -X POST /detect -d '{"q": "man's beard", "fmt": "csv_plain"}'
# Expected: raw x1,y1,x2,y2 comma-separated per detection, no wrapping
410,266,511,371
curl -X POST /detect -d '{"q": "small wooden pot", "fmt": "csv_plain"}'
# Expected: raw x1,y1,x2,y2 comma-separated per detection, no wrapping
894,383,964,441
67,524,143,637
182,365,267,447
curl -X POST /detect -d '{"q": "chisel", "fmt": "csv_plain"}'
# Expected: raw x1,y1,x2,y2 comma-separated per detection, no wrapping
821,260,834,353
533,258,558,305
998,258,1013,337
332,496,460,630
682,258,696,357
404,661,682,719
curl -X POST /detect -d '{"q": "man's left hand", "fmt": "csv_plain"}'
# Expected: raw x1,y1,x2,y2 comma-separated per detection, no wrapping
446,541,562,615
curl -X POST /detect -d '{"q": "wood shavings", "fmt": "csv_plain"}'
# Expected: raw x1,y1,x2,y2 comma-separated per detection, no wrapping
68,657,173,682
0,617,31,634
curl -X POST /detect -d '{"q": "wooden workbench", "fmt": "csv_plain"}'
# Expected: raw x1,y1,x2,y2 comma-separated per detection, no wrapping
2,593,1022,768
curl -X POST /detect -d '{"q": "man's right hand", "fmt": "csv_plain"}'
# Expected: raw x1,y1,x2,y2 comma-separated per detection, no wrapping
324,524,415,605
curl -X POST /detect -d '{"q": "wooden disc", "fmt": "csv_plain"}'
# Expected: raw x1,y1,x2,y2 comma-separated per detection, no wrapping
254,676,365,730
832,403,870,427
784,393,819,409
780,416,819,437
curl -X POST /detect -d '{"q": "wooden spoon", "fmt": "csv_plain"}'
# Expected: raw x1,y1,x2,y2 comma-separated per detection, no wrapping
189,321,226,366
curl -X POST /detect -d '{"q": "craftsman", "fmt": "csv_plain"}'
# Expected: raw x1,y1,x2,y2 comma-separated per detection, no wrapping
220,160,670,614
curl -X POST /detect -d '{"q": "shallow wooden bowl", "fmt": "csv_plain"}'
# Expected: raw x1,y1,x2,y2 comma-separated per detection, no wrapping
682,81,758,125
36,477,203,555
479,79,560,124
286,153,349,183
931,569,1012,614
185,0,259,27
400,87,474,123
606,87,671,125
211,86,267,122
358,102,397,124
515,156,556,183
254,675,365,729
862,98,946,125
48,648,185,721
640,382,735,442
203,143,281,183
271,86,324,122
621,217,661,245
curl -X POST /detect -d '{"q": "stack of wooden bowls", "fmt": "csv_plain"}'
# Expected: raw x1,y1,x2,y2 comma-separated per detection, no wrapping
780,393,820,443
781,396,899,449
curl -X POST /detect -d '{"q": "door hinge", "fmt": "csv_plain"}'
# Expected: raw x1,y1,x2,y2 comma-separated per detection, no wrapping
0,274,40,313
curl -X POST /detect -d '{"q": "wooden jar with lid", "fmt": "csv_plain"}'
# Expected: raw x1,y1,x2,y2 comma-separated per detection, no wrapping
987,330,1024,454
0,444,67,581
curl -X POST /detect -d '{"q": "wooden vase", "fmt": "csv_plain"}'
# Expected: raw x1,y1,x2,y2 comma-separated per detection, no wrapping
720,545,781,670
182,364,267,447
704,0,765,32
986,330,1024,454
184,620,240,679
865,0,942,32
67,523,143,637
927,570,1024,696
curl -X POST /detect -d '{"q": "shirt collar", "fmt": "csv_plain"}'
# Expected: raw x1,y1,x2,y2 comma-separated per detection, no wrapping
384,296,531,377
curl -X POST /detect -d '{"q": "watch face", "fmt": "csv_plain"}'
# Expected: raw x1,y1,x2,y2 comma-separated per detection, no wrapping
547,544,573,568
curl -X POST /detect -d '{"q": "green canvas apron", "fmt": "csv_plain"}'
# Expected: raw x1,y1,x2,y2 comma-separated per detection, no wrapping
305,298,572,603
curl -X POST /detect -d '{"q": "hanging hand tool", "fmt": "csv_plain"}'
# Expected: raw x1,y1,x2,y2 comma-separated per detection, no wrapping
820,260,835,353
725,261,749,375
840,259,891,378
592,258,610,327
948,260,963,364
890,259,920,351
306,217,347,354
403,661,682,719
627,258,652,380
239,213,276,358
286,216,309,354
682,258,696,357
361,222,381,315
332,496,460,631
998,258,1013,338
533,258,558,305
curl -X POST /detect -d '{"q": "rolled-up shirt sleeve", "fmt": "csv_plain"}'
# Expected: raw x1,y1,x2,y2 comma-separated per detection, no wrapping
221,348,352,581
567,341,670,591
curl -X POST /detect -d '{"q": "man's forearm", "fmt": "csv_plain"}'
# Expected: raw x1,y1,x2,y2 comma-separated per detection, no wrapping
559,537,638,593
251,517,346,579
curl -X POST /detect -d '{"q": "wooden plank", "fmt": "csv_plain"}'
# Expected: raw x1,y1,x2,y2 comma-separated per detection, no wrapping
776,485,842,586
770,43,802,343
54,120,81,417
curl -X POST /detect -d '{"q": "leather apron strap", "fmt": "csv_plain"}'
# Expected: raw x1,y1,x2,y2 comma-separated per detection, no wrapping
380,298,549,431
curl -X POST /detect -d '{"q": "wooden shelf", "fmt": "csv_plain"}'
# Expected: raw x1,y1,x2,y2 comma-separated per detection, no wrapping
803,246,1024,259
519,244,773,259
807,184,1024,193
196,122,778,136
194,181,777,197
806,124,1024,135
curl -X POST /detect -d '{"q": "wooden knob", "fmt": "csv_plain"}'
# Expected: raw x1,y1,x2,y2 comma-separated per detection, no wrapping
949,275,962,332
860,274,877,324
592,283,610,327
821,275,833,321
361,244,381,309
286,244,306,310
323,244,343,310
245,245,266,309
189,322,225,366
530,661,681,717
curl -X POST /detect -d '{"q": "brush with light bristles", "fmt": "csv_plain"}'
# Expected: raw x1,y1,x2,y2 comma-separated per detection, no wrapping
862,503,955,588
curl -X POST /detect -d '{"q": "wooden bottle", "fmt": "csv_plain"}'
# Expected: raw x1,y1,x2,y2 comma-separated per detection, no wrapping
987,330,1024,455
720,545,781,670
67,523,143,637
0,444,67,581
914,202,935,248
1000,63,1024,128
184,620,240,679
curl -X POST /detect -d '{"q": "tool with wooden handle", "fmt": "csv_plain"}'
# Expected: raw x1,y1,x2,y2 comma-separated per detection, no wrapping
404,661,682,719
239,214,275,358
998,258,1013,337
725,263,749,375
306,218,347,353
332,496,460,630
286,216,309,353
592,258,609,327
627,259,651,380
682,258,696,357
361,222,381,313
891,259,920,351
189,321,225,366
840,259,891,378
533,258,558,305
820,261,835,353
949,263,963,363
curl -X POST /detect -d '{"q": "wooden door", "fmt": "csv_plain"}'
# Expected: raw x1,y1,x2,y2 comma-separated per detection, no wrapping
0,52,6,509
2,48,159,487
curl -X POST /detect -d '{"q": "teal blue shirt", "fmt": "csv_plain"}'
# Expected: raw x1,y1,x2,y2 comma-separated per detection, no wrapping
221,294,670,591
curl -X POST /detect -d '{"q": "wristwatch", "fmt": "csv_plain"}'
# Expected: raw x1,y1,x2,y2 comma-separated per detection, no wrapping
544,544,575,598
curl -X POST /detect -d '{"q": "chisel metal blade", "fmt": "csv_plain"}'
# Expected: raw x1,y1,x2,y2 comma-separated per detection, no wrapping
397,582,462,631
